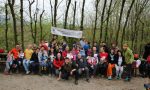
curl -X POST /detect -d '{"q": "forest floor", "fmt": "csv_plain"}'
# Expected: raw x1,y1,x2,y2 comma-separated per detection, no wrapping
0,74,148,90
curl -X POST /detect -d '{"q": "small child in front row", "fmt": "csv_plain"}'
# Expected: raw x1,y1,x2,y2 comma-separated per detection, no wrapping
4,53,14,75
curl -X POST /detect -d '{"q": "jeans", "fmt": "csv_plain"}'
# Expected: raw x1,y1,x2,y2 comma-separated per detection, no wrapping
30,61,39,73
10,60,20,71
47,61,55,75
115,65,123,77
78,67,89,79
23,59,30,72
62,70,79,81
126,64,132,79
5,61,12,72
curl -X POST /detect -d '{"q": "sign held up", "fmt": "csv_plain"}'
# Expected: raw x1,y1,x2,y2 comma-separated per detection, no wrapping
51,27,83,38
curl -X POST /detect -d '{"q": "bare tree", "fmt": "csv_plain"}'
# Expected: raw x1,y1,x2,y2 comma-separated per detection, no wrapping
54,0,58,27
28,0,35,43
20,0,24,50
5,3,8,51
49,0,53,26
104,0,113,43
92,0,100,47
33,0,39,44
8,0,18,45
40,0,45,41
115,0,126,45
64,0,71,29
121,0,135,47
72,1,77,29
80,0,85,31
99,0,107,43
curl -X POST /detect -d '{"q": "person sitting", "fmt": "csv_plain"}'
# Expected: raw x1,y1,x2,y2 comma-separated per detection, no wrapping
76,54,90,82
59,57,79,85
38,46,48,75
23,44,33,74
99,47,108,77
9,44,21,73
114,50,125,79
107,49,116,80
87,53,98,77
53,52,64,80
30,48,39,74
4,53,14,75
47,47,56,76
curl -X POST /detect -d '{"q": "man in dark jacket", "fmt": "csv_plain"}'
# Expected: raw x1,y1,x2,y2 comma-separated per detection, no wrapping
30,48,39,74
76,54,90,82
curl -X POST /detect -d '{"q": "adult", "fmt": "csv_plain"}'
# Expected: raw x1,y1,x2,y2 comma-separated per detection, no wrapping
23,44,33,74
60,57,79,85
38,46,48,75
30,48,39,74
114,50,125,79
76,54,90,82
143,43,150,89
107,49,116,80
53,53,64,80
99,47,108,76
9,44,21,73
123,43,134,81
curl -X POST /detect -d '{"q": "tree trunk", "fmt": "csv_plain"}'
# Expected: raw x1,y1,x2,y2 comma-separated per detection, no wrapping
40,0,45,41
99,0,107,44
121,0,135,47
105,0,113,43
49,0,54,26
72,1,77,29
20,0,24,50
64,0,71,29
115,0,126,45
28,0,35,43
92,0,100,47
54,0,58,27
80,0,85,31
5,3,8,51
8,0,18,46
34,0,39,44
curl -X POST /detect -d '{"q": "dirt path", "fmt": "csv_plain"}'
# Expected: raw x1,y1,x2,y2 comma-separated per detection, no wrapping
0,74,147,90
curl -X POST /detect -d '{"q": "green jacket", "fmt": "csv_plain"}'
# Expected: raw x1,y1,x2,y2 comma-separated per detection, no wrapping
123,48,134,64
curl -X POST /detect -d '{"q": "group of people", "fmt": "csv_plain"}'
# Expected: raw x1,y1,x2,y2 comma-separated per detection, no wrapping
3,37,150,85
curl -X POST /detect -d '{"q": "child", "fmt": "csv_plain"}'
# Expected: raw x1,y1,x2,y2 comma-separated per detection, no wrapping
38,46,48,75
18,50,24,65
4,53,14,75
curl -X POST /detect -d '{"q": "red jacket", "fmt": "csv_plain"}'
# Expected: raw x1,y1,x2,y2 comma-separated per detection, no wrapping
53,59,64,69
62,51,68,58
10,48,19,60
147,55,150,64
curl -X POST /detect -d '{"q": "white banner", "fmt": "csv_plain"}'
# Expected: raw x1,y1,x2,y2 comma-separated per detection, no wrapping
51,27,83,38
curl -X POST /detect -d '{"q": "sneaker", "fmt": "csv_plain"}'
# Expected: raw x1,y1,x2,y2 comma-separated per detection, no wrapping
108,76,112,80
124,77,130,81
26,71,30,75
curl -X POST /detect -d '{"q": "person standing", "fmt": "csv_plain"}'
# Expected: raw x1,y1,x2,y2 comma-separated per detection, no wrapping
23,44,33,74
123,43,134,81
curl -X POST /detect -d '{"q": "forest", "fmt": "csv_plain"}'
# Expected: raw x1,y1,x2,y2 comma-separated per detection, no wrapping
0,0,150,55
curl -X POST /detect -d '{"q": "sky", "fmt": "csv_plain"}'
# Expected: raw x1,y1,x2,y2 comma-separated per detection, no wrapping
0,0,94,24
